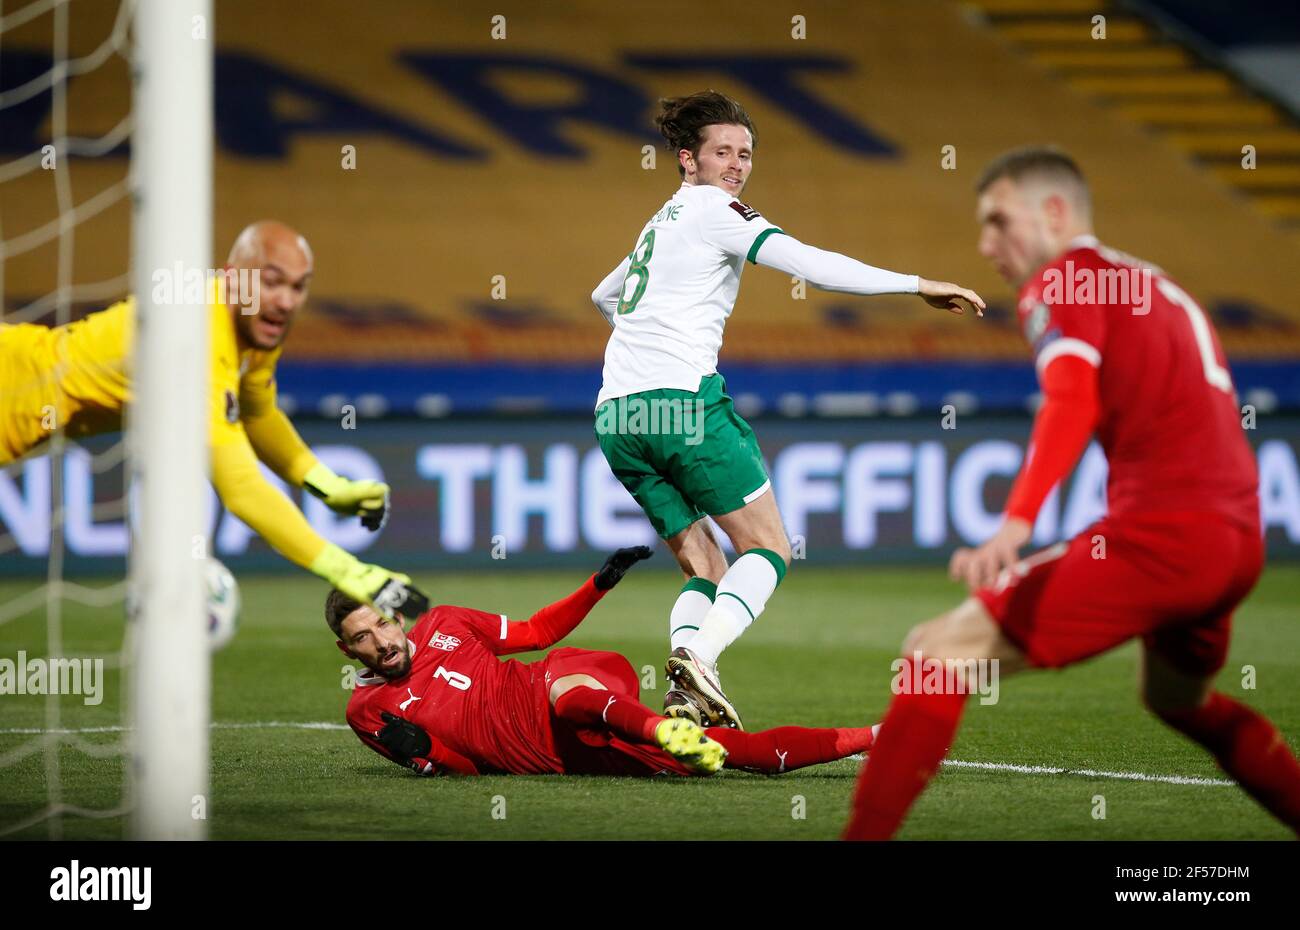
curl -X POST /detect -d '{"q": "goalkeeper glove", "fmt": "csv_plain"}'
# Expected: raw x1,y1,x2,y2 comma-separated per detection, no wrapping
311,543,430,621
594,545,653,590
377,711,432,760
303,463,390,532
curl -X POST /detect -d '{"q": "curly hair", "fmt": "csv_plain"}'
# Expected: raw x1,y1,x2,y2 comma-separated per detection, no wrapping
655,90,756,178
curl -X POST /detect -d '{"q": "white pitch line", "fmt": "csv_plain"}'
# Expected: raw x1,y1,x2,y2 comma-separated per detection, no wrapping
0,721,350,735
941,758,1234,787
0,722,1236,786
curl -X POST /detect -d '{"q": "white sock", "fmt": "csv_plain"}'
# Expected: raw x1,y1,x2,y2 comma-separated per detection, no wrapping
669,579,716,653
686,550,785,668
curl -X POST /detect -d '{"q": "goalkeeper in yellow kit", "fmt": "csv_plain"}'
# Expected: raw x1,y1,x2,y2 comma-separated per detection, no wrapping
0,220,429,620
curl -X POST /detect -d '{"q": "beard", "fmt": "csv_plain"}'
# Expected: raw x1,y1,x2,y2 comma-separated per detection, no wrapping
373,648,411,681
247,320,287,349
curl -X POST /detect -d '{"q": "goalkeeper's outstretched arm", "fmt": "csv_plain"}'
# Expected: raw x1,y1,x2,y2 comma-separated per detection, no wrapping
242,404,317,486
209,436,428,620
240,363,391,531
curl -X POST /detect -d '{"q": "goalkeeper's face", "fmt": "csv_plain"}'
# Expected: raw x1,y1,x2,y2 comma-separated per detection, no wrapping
338,607,412,680
227,222,315,351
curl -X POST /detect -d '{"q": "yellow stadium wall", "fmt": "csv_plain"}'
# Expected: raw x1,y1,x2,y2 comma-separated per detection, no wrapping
2,0,1296,365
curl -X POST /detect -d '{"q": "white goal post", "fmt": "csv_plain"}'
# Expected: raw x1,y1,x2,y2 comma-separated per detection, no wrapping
127,0,213,840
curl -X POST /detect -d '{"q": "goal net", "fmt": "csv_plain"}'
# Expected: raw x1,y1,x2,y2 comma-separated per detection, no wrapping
0,0,211,840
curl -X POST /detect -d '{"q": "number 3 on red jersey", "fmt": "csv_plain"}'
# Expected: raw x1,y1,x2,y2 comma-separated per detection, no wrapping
434,666,472,691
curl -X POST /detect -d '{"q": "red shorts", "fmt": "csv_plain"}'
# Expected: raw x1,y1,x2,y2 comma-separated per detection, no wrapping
542,648,691,777
542,647,641,698
976,511,1262,675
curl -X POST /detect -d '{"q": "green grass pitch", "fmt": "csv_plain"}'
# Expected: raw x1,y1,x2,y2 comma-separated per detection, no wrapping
2,565,1297,840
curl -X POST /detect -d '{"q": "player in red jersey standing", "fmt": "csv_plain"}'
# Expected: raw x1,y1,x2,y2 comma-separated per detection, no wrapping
844,146,1300,839
331,547,878,779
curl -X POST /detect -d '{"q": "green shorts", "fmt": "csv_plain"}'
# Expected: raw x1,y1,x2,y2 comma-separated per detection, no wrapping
594,375,770,539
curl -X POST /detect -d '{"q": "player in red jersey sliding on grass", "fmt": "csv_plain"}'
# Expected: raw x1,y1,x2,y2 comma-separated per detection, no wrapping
845,146,1300,839
330,546,878,778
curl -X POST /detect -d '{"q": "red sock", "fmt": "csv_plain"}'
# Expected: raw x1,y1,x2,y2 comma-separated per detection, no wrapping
1156,692,1300,832
844,661,968,841
835,724,878,757
705,724,868,772
552,686,663,743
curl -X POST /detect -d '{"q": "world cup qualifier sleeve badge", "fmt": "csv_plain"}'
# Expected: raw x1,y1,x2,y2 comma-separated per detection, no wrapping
224,388,240,423
1023,301,1052,347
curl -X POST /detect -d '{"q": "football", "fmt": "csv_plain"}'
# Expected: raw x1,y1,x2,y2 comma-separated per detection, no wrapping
204,557,241,652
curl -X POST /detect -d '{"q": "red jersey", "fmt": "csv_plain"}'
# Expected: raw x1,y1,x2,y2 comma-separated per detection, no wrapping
347,606,564,775
1016,237,1258,530
344,579,690,778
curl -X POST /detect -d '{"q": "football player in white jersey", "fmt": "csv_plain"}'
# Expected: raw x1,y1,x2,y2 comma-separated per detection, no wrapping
592,90,984,729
